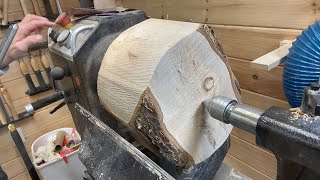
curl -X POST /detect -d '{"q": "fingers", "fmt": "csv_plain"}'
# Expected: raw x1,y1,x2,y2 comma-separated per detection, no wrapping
19,15,55,35
14,34,43,52
22,14,52,23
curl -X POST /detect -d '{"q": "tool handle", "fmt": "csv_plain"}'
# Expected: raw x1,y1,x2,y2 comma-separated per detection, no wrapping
9,127,40,180
26,91,64,113
25,75,37,93
31,0,41,16
1,87,19,120
30,56,40,71
40,53,50,68
19,0,29,16
0,107,7,125
2,0,8,25
19,60,29,75
43,0,54,16
0,0,3,19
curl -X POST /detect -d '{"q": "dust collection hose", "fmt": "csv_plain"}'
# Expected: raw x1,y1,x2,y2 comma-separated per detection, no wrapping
25,91,65,114
283,21,320,107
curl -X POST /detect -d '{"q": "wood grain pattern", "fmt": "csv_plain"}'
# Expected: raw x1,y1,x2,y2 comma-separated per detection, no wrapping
206,0,320,29
6,0,79,22
212,25,300,61
229,135,277,179
123,0,319,29
162,0,207,22
121,0,163,18
19,0,29,16
241,89,290,110
31,0,42,16
10,171,31,180
224,154,273,180
231,128,255,145
98,18,240,166
109,1,310,179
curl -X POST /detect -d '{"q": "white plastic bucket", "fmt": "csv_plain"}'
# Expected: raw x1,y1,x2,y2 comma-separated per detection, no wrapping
31,128,87,180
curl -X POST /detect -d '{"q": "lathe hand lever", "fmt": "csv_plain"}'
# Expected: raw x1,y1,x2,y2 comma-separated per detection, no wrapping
25,91,65,114
49,101,66,114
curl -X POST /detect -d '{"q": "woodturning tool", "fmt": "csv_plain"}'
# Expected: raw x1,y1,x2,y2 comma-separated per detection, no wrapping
1,0,7,25
0,86,18,120
19,59,38,95
19,0,29,16
31,0,41,16
42,0,55,19
0,96,9,125
0,0,4,19
40,53,51,82
0,102,7,125
31,56,48,90
8,124,40,179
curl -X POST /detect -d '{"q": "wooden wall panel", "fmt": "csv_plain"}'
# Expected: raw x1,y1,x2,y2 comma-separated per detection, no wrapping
7,0,79,22
121,0,163,18
162,0,207,22
212,25,301,61
224,154,272,180
241,89,290,110
206,0,319,29
229,135,277,178
127,0,320,29
229,57,285,100
10,172,31,180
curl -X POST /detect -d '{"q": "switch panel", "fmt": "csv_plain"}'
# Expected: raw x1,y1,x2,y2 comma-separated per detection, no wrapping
48,19,98,61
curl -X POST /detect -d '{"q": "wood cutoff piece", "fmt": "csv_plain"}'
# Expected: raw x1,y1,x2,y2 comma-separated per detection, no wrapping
97,18,241,166
251,40,294,71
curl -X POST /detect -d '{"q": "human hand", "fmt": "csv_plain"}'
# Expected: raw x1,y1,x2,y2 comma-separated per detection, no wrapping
2,15,55,67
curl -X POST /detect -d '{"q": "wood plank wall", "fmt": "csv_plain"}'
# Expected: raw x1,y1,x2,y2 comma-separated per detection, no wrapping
0,0,79,179
120,0,316,179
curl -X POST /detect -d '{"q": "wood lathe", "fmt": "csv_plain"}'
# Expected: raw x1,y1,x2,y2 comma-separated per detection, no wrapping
21,9,320,180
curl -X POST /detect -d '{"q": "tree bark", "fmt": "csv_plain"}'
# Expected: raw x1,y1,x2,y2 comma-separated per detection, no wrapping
98,18,241,166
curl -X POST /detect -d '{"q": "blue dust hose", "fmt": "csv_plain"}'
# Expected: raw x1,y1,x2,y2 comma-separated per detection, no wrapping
283,21,320,107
